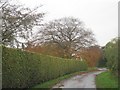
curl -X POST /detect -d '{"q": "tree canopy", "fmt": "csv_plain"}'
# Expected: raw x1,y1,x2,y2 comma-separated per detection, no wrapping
35,17,96,58
104,37,119,75
1,0,44,48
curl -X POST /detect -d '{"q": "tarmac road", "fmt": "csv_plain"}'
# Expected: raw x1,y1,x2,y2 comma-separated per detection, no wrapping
52,68,107,89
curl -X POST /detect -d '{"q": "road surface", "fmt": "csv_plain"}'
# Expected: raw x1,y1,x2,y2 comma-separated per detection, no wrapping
53,69,107,89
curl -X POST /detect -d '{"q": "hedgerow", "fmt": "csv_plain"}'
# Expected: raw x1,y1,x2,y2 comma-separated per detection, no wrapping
2,46,87,88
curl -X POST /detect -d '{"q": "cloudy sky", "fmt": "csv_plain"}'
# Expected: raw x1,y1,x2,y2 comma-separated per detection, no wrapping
15,0,118,46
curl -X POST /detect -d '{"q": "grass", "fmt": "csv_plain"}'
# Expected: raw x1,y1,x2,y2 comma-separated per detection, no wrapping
96,71,118,88
30,71,86,89
30,67,98,89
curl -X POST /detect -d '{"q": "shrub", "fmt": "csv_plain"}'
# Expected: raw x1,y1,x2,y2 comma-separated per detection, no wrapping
104,37,119,75
2,46,87,88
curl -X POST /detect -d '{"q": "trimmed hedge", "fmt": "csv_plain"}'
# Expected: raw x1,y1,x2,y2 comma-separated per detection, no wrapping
2,46,88,88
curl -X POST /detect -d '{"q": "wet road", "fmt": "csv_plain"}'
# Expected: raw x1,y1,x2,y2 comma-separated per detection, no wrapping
53,69,107,89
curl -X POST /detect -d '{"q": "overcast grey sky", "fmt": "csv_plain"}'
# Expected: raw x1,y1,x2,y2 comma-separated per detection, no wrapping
16,0,118,46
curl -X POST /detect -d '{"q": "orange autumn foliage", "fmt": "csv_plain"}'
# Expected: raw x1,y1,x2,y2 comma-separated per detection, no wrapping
25,43,66,58
75,46,102,67
25,44,102,67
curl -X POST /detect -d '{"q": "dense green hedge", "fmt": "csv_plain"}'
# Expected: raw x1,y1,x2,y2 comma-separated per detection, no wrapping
2,46,88,88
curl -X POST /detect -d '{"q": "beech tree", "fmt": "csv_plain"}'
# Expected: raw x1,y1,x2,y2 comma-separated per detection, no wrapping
77,45,102,67
36,17,96,58
25,42,66,58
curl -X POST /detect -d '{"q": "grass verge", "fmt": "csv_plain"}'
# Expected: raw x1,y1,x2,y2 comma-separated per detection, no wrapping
30,71,86,89
96,71,118,88
30,67,98,89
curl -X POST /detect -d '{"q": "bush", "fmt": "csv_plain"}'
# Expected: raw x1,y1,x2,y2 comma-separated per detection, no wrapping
2,46,87,88
104,37,118,75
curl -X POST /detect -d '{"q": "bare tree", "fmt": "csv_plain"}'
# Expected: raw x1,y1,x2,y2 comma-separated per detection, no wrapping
1,0,45,48
36,17,96,58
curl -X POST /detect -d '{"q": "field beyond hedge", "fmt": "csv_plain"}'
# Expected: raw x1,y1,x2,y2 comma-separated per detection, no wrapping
2,46,88,88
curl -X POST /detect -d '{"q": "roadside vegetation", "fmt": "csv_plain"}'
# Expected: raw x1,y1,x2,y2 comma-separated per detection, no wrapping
96,71,118,88
2,46,87,88
96,37,119,89
104,37,118,76
31,71,84,88
1,0,118,89
31,67,97,88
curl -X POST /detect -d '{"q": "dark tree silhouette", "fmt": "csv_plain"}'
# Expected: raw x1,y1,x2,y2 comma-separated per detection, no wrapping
36,17,96,58
1,0,44,48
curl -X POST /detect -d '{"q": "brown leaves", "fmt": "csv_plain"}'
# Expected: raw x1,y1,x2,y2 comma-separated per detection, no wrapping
75,46,102,67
